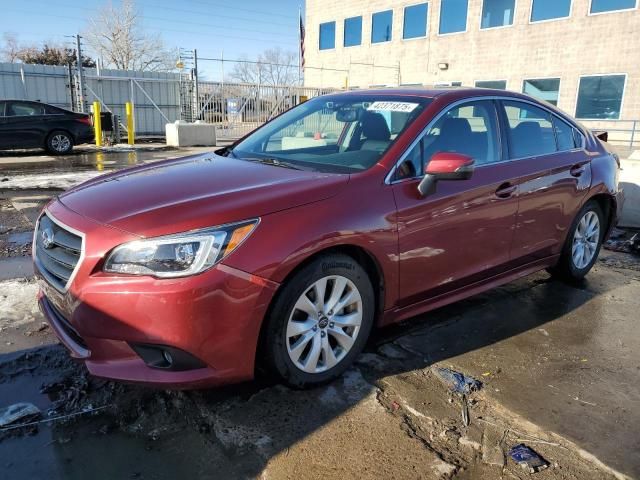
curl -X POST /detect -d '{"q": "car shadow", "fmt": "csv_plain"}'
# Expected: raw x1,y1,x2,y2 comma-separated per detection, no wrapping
0,269,629,479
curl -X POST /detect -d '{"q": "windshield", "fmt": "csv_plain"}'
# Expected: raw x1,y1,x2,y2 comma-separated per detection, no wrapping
231,95,431,173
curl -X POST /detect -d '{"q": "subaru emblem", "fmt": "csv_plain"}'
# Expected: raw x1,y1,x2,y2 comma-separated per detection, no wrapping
41,227,55,249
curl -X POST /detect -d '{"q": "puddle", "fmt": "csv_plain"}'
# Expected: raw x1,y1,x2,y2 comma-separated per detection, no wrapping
0,148,205,178
0,345,261,479
7,232,32,245
0,257,33,281
0,418,248,480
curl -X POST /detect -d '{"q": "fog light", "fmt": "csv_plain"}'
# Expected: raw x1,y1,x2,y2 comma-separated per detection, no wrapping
129,343,206,371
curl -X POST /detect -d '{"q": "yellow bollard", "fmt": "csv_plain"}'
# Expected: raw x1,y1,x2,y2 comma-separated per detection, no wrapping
93,101,102,147
95,152,104,171
125,102,135,145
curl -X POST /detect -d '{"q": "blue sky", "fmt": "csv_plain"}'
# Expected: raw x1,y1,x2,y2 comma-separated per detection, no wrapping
2,0,303,79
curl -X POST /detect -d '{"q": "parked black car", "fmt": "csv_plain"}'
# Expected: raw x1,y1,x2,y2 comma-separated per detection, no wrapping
0,100,94,154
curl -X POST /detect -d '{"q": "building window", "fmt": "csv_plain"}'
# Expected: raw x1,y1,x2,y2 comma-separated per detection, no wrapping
576,75,626,119
522,78,560,106
435,81,463,87
439,0,469,34
590,0,637,14
344,16,362,47
403,3,428,39
481,0,515,29
372,10,393,43
475,80,507,89
531,0,571,22
319,22,335,50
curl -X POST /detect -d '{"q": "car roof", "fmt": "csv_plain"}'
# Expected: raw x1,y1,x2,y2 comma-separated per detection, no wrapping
328,86,533,100
0,99,51,104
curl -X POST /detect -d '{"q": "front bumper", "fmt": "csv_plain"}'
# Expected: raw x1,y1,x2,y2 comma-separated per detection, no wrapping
35,203,279,388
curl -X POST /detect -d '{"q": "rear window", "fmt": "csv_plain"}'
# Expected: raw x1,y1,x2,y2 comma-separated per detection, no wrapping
553,117,579,151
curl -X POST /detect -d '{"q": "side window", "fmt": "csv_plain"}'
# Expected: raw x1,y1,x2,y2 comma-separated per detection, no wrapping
395,138,424,180
553,117,578,152
395,100,500,180
7,102,45,116
503,101,556,158
0,102,5,116
45,105,64,115
573,129,584,149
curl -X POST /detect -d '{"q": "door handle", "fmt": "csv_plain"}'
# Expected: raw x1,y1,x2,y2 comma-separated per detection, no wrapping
495,182,517,198
570,164,586,177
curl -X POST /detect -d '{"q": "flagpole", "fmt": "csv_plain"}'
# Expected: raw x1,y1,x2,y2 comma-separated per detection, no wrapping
298,5,302,86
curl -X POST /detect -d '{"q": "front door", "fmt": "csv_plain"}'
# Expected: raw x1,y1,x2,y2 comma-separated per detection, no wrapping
499,100,592,265
0,101,8,148
4,101,47,148
391,99,519,307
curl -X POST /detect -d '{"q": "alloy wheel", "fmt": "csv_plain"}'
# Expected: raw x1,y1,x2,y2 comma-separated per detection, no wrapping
286,275,363,374
572,210,600,269
51,134,71,152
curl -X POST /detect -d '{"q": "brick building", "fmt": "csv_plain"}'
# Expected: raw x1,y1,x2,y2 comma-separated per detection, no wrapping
303,0,639,124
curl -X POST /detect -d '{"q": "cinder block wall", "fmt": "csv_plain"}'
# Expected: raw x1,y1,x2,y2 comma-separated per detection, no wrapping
304,0,640,120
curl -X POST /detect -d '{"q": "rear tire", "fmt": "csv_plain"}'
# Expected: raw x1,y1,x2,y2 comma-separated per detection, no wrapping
46,131,74,155
263,254,375,388
549,200,604,282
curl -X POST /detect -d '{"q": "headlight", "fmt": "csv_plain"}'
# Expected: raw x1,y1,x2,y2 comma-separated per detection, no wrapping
104,220,258,278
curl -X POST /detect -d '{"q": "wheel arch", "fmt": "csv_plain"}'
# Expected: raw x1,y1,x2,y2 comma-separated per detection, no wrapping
584,192,617,238
254,243,386,376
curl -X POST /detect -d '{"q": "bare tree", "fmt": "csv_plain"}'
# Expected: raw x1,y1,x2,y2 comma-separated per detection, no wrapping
0,33,28,63
84,0,176,72
231,48,299,86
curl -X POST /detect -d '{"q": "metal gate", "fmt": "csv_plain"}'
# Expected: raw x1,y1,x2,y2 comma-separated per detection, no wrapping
195,82,335,139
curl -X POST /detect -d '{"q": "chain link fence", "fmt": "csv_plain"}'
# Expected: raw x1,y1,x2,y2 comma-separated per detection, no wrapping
195,82,335,139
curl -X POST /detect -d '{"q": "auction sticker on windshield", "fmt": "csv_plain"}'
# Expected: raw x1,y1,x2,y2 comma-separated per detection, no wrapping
367,101,419,113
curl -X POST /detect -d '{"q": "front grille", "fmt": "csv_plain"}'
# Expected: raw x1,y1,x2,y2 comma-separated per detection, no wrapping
34,213,83,292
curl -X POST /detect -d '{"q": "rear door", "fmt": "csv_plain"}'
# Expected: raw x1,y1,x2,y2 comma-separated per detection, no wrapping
4,101,47,148
391,99,520,307
499,100,591,265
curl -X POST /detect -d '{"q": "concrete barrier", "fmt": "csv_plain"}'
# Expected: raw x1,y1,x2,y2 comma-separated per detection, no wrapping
619,157,640,228
165,121,217,147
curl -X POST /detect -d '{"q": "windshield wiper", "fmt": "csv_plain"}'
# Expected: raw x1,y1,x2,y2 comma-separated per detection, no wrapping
242,156,302,170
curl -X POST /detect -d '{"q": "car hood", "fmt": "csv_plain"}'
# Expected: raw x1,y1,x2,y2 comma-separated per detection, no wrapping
59,153,349,237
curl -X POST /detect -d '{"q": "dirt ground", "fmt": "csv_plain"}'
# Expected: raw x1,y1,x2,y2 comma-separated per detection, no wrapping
1,148,639,480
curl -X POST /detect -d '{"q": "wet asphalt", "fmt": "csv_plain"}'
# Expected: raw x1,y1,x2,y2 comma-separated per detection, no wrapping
0,144,216,178
0,147,639,479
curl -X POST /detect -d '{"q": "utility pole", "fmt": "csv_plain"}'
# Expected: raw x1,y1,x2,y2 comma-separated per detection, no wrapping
75,34,86,113
193,49,199,120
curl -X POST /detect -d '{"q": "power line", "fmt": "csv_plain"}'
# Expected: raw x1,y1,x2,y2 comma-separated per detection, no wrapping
137,0,298,23
2,8,298,48
13,0,296,34
140,14,297,39
7,0,297,41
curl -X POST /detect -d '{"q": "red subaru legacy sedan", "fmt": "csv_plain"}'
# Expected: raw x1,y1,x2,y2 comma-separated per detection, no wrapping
34,88,620,388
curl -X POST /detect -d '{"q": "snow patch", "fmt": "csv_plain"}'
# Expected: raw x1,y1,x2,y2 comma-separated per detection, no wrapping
0,278,40,327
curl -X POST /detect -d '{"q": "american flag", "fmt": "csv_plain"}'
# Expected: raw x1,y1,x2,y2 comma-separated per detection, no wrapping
299,14,305,69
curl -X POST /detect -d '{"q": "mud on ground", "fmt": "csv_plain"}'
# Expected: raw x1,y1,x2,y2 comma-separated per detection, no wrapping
0,333,629,480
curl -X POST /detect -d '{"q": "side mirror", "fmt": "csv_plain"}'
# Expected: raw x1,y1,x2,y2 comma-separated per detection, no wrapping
418,152,474,197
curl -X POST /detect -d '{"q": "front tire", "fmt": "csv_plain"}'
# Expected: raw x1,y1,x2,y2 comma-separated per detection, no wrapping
549,200,605,282
264,254,375,388
46,131,74,155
